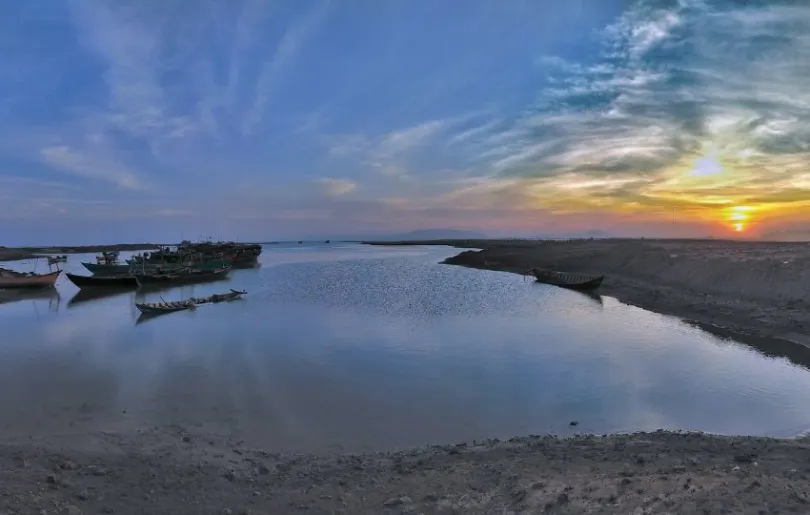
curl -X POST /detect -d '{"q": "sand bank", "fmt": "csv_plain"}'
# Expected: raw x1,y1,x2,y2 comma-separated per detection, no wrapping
3,429,810,514
369,239,810,349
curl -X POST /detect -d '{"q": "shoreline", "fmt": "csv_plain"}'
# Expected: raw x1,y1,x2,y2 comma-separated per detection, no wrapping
4,429,810,513
0,244,162,263
367,238,810,352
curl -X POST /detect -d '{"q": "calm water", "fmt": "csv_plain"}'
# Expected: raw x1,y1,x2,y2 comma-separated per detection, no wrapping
2,243,810,452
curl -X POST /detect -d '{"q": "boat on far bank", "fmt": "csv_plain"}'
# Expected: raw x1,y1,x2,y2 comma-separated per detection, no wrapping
0,268,61,289
527,268,604,292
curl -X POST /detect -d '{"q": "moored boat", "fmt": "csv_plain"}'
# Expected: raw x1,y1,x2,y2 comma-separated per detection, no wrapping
134,288,247,318
0,268,61,289
134,266,231,287
66,272,139,289
47,255,68,265
527,268,604,291
135,299,197,315
81,261,132,275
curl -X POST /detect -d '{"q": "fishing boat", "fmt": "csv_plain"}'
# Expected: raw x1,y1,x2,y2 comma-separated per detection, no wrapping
135,299,197,315
176,240,262,268
135,289,247,316
0,268,61,289
47,255,68,265
527,268,604,291
195,289,247,304
134,265,231,287
65,272,138,289
82,250,128,275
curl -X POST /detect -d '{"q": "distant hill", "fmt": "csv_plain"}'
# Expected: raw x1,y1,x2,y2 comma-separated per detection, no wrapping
760,229,810,242
377,229,487,241
538,229,615,239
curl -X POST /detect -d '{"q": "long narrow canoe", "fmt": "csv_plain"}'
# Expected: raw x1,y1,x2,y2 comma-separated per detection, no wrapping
528,268,604,291
66,272,138,289
0,268,61,289
135,288,247,316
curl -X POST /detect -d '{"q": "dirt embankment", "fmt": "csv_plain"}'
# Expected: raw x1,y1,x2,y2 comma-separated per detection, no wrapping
370,239,810,348
4,429,810,514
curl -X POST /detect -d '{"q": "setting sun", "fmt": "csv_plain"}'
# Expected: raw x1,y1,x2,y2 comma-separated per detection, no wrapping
733,223,744,232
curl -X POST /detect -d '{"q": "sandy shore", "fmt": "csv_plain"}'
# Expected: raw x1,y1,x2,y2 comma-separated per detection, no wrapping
368,238,810,349
2,429,809,514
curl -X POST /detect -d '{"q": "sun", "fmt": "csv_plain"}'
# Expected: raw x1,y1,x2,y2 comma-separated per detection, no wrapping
725,206,753,232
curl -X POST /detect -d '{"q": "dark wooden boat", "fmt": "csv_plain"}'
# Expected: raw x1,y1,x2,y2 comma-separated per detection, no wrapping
193,289,247,305
135,299,197,315
47,255,68,265
134,266,231,287
66,272,138,289
528,268,604,291
0,268,61,289
134,288,247,317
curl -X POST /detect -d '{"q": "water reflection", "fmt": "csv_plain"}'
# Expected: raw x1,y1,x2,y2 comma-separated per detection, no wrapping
68,288,134,307
2,244,810,452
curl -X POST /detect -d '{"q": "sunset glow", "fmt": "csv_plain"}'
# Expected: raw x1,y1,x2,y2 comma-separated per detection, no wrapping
2,0,810,244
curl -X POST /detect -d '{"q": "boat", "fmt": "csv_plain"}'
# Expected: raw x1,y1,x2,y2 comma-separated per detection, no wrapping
527,268,604,291
176,240,262,268
65,272,139,289
196,289,247,304
81,261,131,275
135,299,197,315
0,268,61,289
134,266,231,287
134,288,247,316
47,255,68,265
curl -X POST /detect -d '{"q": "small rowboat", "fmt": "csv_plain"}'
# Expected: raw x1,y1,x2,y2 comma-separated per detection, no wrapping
527,268,604,291
66,272,138,289
135,299,197,315
0,268,61,289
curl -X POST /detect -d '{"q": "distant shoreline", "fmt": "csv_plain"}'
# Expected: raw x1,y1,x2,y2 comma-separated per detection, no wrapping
364,238,810,357
0,244,162,263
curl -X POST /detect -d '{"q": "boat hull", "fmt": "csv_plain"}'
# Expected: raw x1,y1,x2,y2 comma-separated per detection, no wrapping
0,270,61,289
82,262,131,275
66,273,138,289
135,267,231,287
529,269,604,291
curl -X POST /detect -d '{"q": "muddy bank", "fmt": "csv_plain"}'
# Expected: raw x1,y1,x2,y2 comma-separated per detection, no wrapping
369,239,810,348
3,429,810,514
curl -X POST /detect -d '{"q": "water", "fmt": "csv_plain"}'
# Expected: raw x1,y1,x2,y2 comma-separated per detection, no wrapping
2,243,810,452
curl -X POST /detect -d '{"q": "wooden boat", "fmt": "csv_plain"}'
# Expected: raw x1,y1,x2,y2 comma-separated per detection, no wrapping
135,299,197,315
0,268,61,289
66,272,138,289
135,289,247,316
82,261,131,275
527,268,604,291
47,255,68,265
194,289,247,305
134,266,231,287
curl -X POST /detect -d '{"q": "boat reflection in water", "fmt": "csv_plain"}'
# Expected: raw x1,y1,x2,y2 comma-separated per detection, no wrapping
0,287,60,308
67,288,134,308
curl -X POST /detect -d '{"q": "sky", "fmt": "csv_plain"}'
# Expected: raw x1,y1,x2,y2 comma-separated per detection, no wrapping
2,0,810,245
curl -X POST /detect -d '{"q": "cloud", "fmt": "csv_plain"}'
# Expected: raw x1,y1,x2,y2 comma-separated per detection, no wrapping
455,0,810,223
316,178,359,197
242,1,333,135
40,145,143,190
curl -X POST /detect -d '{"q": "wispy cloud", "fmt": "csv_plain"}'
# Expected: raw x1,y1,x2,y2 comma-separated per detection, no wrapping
40,145,143,190
242,0,333,135
316,178,359,197
455,0,810,227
